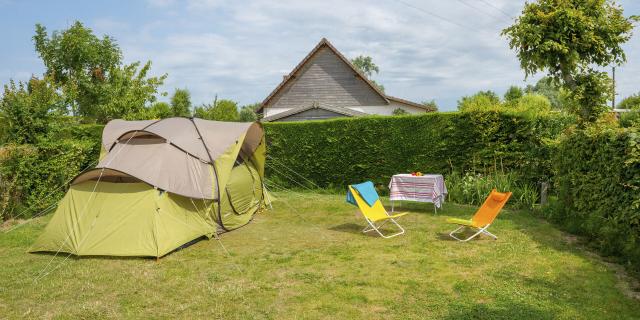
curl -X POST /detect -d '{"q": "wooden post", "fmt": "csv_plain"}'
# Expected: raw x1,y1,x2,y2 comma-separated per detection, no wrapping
540,182,549,206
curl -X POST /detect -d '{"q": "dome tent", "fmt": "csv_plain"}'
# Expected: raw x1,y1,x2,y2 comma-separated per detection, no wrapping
30,118,269,258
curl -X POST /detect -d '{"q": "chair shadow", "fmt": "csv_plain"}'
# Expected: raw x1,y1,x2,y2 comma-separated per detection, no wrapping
436,232,458,241
329,222,362,234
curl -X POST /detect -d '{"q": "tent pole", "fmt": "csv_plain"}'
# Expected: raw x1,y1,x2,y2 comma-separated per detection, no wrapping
189,118,226,231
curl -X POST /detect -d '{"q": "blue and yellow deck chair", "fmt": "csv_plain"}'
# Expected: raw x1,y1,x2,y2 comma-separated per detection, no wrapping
347,181,408,238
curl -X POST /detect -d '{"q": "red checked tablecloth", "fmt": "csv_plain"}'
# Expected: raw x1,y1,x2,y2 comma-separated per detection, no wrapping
388,174,448,209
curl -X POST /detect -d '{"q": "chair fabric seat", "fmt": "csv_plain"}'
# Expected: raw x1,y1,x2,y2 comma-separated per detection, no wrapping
372,212,408,222
446,218,476,227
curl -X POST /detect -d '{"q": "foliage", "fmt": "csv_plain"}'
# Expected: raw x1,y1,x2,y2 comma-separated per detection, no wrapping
194,98,239,121
618,93,640,110
170,88,192,117
350,55,379,78
392,108,408,116
95,61,167,122
526,77,566,110
512,93,552,115
563,70,613,123
548,126,640,271
457,91,501,111
351,55,385,92
502,0,637,122
421,99,438,112
504,86,524,103
239,103,260,122
264,112,571,192
619,110,640,128
0,139,95,221
148,102,172,119
446,171,538,209
33,21,166,123
0,77,65,144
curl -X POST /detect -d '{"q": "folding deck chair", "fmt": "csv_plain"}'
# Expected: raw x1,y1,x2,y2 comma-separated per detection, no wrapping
347,182,408,239
446,189,512,242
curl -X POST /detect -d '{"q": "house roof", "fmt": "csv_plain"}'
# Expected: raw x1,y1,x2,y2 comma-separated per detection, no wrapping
259,38,391,112
259,38,431,113
386,95,429,110
261,102,369,122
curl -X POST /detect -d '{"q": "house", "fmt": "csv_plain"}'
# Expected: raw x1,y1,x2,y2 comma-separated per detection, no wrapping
259,38,431,122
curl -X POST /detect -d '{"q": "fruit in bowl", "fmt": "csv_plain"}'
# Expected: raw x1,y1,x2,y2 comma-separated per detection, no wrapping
411,172,423,176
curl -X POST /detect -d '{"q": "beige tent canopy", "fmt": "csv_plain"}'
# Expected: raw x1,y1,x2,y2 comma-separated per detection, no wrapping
31,118,268,257
75,118,263,200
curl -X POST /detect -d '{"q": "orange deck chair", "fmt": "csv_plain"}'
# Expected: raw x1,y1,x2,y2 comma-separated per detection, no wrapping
446,189,512,242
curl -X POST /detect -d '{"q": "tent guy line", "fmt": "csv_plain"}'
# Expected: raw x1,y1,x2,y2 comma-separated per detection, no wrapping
2,160,98,233
33,131,141,283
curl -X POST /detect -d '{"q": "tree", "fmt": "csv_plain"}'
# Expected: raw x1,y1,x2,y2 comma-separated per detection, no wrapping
170,88,191,117
618,93,640,110
502,0,638,122
504,86,524,103
95,61,166,122
0,77,64,144
458,90,501,111
530,77,564,110
513,93,552,114
238,103,260,122
148,102,172,119
351,55,379,78
421,100,439,112
194,97,239,121
392,108,408,115
33,21,166,122
351,55,385,92
457,91,501,112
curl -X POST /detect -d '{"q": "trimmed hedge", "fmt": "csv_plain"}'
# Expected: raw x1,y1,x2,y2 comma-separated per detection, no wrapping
548,127,640,270
0,124,103,220
263,112,570,192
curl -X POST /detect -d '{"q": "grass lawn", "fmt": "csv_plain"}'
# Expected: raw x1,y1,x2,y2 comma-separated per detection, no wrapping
1,190,639,319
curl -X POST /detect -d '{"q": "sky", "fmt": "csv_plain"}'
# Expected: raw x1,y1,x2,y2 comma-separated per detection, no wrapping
0,0,638,111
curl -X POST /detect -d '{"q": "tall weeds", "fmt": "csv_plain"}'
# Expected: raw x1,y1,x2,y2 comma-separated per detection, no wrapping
446,171,538,209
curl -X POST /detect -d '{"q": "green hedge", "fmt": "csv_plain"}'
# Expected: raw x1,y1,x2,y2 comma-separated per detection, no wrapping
263,112,570,192
0,124,103,220
547,127,640,270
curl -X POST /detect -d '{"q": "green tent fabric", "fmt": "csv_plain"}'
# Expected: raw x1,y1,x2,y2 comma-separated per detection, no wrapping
31,118,269,258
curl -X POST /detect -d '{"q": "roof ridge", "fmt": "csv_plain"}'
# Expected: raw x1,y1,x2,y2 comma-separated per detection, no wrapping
258,38,389,112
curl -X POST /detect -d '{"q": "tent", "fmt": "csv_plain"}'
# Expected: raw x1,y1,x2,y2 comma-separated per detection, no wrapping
30,117,269,258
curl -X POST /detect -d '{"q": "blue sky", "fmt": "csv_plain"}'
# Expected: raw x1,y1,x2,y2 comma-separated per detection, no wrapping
0,0,638,111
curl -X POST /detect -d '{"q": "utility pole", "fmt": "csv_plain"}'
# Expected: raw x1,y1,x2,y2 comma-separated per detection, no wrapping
612,66,616,110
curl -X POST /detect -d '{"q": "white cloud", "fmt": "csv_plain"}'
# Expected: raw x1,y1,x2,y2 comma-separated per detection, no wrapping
3,0,638,110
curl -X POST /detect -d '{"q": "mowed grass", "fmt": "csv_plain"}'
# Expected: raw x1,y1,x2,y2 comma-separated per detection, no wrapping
1,191,639,319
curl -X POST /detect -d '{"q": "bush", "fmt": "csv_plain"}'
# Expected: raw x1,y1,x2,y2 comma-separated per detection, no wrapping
264,111,571,192
549,126,640,270
0,139,96,220
446,171,538,209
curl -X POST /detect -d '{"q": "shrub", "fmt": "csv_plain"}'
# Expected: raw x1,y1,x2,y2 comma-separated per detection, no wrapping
392,108,408,115
0,139,95,220
549,126,640,270
264,111,571,192
512,93,552,115
446,171,538,209
617,93,640,110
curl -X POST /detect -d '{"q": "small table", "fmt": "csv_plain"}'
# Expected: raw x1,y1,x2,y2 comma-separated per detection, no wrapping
388,174,448,214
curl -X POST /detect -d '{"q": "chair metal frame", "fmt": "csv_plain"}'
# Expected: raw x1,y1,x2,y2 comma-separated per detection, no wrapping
448,224,497,242
361,213,406,239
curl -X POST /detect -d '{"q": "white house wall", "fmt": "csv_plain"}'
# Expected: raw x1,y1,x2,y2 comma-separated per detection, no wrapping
347,102,425,116
264,107,294,117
